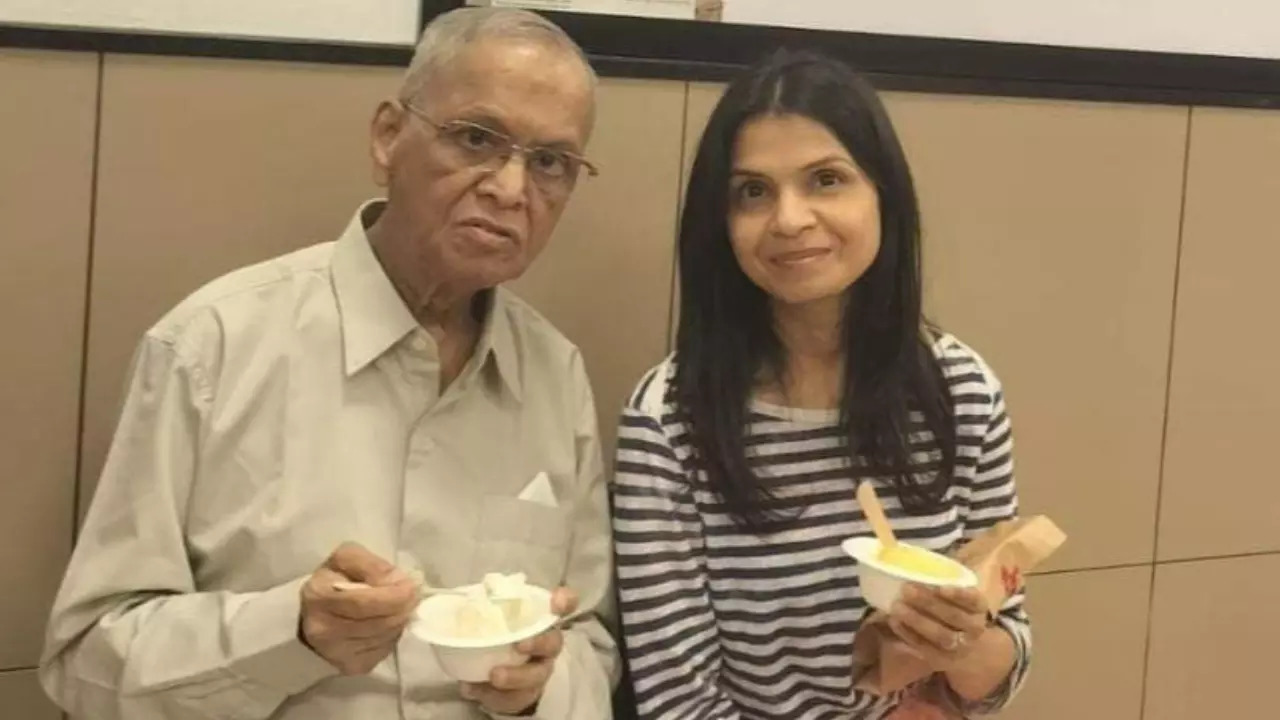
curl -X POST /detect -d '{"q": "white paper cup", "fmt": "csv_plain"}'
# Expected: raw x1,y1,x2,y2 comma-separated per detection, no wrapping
409,583,559,683
841,536,979,613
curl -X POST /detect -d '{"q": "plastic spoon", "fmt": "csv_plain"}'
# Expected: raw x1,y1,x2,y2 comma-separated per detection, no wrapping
332,568,431,594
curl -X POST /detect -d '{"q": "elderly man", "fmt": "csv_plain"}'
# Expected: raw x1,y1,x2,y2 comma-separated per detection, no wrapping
40,7,617,720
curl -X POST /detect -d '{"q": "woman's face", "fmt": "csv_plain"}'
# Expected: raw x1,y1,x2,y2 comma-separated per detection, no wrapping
727,113,882,310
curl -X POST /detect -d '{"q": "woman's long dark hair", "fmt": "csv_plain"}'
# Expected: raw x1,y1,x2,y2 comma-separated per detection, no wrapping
673,49,956,533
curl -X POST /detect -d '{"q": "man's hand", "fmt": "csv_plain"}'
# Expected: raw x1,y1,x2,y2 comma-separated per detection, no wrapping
299,542,420,675
460,587,578,716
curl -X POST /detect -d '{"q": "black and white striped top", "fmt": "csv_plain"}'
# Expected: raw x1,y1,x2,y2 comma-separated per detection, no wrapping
611,334,1032,719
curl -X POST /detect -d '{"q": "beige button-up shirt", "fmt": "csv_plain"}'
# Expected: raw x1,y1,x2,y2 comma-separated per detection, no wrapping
40,201,619,720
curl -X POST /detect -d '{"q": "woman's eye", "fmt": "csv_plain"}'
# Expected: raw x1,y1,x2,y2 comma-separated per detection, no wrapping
813,169,845,188
734,181,769,204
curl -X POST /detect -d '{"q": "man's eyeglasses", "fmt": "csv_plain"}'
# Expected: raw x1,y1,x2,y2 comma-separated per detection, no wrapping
401,101,598,194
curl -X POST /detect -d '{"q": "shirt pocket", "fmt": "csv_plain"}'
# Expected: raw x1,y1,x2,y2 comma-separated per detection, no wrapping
470,495,573,590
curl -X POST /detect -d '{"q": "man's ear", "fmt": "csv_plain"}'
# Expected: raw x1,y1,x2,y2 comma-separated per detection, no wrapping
370,99,405,188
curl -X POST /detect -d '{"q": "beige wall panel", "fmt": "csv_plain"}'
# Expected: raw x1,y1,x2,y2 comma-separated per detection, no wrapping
0,669,61,720
1159,108,1280,560
889,94,1186,571
509,78,686,453
1145,554,1280,718
81,55,398,512
0,49,95,668
683,82,724,187
669,82,726,348
998,566,1150,720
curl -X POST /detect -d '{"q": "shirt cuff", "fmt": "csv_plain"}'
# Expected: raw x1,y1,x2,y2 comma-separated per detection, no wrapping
227,575,338,697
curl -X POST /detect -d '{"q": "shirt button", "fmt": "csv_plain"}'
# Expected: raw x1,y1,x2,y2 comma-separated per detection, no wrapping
409,335,428,353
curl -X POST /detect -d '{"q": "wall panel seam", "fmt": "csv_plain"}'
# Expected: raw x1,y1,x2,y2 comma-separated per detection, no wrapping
664,81,691,355
1138,103,1195,720
71,51,105,543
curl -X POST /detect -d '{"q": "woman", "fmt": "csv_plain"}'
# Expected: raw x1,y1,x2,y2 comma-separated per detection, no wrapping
612,50,1031,719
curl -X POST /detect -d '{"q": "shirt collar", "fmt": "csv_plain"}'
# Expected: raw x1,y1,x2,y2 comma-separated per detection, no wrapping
476,287,523,401
331,200,523,401
331,201,418,376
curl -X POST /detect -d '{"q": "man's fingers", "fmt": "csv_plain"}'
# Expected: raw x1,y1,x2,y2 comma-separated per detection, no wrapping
309,576,419,620
457,589,574,715
515,627,564,659
461,682,539,716
334,642,398,675
300,554,419,677
327,586,418,621
550,587,578,617
300,622,407,660
490,657,554,691
325,542,405,585
306,606,414,640
303,621,405,675
350,630,408,654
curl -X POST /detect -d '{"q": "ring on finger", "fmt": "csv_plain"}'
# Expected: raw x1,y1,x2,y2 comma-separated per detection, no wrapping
945,631,966,651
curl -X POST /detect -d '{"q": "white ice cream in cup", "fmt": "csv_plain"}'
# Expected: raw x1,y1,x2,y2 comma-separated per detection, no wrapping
409,573,560,683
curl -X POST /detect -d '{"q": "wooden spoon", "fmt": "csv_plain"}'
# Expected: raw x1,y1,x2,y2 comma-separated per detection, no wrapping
856,481,898,550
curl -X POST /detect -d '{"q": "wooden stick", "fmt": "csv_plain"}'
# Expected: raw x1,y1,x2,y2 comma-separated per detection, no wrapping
856,481,898,550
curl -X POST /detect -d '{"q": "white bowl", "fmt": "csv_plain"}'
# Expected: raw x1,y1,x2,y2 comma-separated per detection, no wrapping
409,583,559,683
841,536,979,613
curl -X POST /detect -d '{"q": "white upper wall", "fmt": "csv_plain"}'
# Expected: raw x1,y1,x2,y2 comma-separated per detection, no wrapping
0,0,421,45
724,0,1280,60
2,0,1278,60
487,0,696,21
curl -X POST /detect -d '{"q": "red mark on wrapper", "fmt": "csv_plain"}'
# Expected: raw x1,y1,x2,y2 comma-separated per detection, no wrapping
1000,565,1023,596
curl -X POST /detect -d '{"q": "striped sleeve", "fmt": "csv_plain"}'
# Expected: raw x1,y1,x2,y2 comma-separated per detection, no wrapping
954,361,1032,715
611,377,741,719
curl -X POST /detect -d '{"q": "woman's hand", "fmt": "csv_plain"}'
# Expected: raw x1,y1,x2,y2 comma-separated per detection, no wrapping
887,583,1017,701
887,584,989,673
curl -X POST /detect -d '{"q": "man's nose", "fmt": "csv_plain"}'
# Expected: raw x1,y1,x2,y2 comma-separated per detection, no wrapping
476,154,529,208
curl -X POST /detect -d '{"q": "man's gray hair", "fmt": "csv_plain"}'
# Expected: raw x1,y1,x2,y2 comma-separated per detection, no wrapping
400,7,598,103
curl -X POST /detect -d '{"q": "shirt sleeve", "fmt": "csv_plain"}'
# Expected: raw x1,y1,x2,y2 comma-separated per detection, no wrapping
39,334,335,720
948,373,1032,715
611,402,742,720
499,349,620,720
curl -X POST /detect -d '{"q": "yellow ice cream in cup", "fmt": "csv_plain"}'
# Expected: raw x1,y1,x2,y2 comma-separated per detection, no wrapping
845,482,977,611
842,536,978,612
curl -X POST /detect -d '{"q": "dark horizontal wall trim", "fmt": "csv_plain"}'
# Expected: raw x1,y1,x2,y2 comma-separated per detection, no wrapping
6,2,1280,110
422,0,1280,110
0,24,411,67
